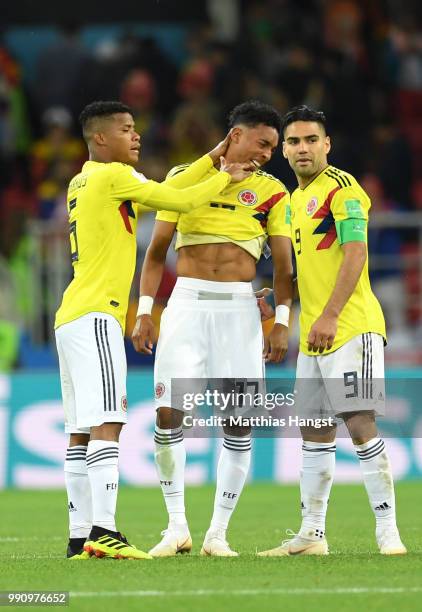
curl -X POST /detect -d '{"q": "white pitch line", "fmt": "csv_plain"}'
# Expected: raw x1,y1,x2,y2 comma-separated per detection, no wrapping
1,554,63,560
70,587,422,598
0,536,62,542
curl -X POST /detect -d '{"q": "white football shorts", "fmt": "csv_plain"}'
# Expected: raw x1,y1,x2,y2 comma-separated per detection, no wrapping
55,312,128,433
154,277,265,411
295,332,385,418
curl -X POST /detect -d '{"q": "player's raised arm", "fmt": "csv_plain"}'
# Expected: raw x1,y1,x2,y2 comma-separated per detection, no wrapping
132,220,176,354
112,157,254,214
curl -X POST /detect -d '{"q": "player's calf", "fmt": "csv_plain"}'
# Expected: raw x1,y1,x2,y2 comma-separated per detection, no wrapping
344,413,406,554
154,407,189,542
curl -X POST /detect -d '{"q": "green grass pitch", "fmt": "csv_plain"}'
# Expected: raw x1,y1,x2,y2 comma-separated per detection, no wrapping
0,482,421,611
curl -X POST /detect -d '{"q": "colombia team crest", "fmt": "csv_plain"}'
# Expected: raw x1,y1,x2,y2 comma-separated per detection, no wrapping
306,197,318,215
237,189,258,206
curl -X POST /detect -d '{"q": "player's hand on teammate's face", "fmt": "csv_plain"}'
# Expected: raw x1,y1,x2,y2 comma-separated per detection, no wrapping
263,323,288,363
208,130,233,165
255,288,275,321
132,314,155,354
307,313,338,353
220,156,255,182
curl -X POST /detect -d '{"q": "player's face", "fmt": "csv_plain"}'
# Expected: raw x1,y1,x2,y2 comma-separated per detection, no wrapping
230,124,279,167
104,113,141,166
282,121,330,179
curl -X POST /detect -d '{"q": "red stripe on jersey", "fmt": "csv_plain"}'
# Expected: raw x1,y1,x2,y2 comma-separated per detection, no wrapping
312,186,341,250
253,191,285,228
316,225,337,250
119,201,134,234
312,186,341,219
255,191,286,214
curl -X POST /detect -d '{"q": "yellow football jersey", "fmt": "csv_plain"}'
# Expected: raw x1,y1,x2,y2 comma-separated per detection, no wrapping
55,158,231,331
291,165,386,355
156,161,291,259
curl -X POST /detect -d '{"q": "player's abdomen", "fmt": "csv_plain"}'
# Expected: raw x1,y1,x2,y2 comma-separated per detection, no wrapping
176,243,256,282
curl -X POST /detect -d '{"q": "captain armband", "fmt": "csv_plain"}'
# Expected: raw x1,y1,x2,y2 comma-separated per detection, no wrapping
335,218,367,245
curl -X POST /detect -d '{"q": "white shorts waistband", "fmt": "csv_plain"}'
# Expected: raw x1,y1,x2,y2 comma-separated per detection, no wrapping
172,277,254,300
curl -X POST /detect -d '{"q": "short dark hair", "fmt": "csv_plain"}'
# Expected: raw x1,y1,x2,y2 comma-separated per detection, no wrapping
79,100,133,140
228,100,282,134
281,105,327,136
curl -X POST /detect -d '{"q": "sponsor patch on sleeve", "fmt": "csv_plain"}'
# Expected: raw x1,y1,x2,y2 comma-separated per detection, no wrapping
345,199,364,219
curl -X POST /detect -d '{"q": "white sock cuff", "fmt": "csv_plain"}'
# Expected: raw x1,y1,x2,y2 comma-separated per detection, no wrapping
154,425,183,446
87,440,119,467
355,437,385,461
64,446,88,474
223,435,252,452
302,440,336,453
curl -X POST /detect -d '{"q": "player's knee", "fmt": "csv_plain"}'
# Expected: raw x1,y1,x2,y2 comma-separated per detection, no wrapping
156,407,184,429
342,410,377,443
69,432,90,446
301,424,336,443
223,423,251,437
90,422,123,441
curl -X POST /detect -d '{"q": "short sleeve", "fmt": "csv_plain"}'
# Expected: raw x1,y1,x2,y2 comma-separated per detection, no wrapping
110,164,155,205
331,188,369,244
331,188,369,222
156,210,180,223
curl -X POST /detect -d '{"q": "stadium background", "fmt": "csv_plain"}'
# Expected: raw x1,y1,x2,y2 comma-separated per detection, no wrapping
1,0,422,489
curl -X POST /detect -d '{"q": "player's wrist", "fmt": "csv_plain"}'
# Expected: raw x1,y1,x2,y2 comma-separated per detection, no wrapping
206,151,219,165
136,295,154,317
274,305,290,327
322,305,340,319
218,170,232,184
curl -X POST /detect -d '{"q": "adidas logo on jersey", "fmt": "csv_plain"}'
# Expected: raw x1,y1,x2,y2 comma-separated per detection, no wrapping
160,480,173,486
68,501,76,512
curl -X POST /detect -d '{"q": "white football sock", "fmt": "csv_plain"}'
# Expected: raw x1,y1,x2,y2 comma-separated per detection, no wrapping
355,437,396,528
299,441,336,538
86,440,119,531
64,445,91,538
209,435,251,533
154,426,187,529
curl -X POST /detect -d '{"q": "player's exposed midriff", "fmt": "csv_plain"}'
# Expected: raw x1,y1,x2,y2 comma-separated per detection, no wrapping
176,242,256,282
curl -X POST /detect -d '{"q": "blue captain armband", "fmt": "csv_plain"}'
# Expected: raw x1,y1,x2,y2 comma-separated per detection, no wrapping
335,218,367,245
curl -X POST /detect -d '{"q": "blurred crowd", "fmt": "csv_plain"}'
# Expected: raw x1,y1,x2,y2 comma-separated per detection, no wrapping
1,0,422,369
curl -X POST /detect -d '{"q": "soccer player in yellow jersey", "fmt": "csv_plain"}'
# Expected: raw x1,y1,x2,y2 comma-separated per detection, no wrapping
54,100,253,560
258,106,406,557
132,101,293,557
